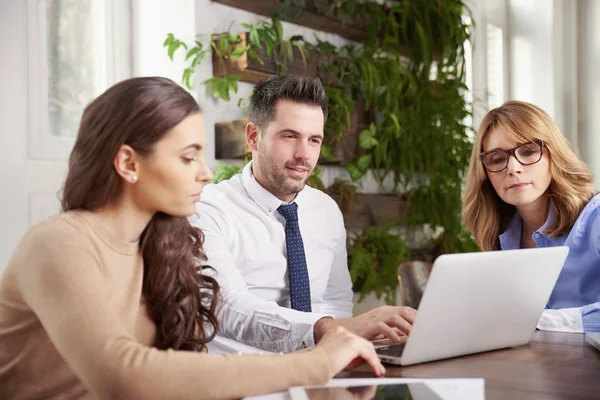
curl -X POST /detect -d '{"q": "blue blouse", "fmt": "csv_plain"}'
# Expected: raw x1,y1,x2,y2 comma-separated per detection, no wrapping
499,194,600,332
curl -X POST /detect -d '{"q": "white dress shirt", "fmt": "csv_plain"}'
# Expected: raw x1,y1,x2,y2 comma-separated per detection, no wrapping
191,162,353,353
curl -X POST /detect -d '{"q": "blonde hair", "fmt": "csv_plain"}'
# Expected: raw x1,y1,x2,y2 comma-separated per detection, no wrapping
462,100,595,251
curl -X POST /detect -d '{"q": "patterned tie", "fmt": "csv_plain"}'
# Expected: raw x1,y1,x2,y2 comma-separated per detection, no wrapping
277,203,312,312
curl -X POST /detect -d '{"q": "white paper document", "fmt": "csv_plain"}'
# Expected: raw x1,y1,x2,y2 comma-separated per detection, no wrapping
244,377,485,400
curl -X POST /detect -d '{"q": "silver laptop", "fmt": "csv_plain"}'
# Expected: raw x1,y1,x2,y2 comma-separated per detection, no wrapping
376,246,569,366
586,333,600,351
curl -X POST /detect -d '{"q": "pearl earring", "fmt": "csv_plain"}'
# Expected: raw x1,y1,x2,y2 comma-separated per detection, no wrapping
131,175,138,182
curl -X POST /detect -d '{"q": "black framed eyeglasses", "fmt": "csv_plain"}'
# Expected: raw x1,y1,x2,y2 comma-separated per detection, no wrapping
480,140,546,173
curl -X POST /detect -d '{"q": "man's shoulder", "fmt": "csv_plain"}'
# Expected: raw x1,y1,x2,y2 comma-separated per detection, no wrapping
200,174,245,204
301,186,342,214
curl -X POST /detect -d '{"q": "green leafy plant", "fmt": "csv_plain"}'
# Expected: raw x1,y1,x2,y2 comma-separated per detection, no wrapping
306,167,326,191
350,227,411,304
212,163,243,184
325,178,358,213
165,18,308,101
302,0,477,298
165,0,478,301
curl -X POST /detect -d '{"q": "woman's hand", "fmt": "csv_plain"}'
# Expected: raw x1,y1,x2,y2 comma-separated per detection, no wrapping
315,326,386,377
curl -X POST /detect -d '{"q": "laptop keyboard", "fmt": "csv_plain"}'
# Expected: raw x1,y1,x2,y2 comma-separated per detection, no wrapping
375,343,406,357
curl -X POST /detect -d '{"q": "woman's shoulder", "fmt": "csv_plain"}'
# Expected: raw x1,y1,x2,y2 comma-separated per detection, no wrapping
18,211,95,251
4,212,99,279
569,194,600,238
577,194,600,221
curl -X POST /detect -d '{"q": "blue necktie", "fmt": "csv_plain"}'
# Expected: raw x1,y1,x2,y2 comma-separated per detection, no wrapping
278,203,312,312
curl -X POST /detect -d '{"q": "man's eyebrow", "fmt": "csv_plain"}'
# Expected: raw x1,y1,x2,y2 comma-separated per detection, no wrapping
276,129,324,140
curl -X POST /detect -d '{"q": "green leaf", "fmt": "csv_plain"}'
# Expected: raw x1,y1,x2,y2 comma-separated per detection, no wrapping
263,36,275,57
237,97,249,108
390,114,401,137
227,77,239,94
219,37,228,53
274,19,284,39
248,48,263,65
295,42,308,66
374,86,386,97
285,41,293,61
191,52,204,68
185,46,201,61
320,145,338,162
230,47,248,59
359,129,379,150
163,33,174,47
228,33,240,44
356,154,372,172
182,68,192,90
167,41,182,61
346,164,366,181
212,163,243,183
249,29,261,48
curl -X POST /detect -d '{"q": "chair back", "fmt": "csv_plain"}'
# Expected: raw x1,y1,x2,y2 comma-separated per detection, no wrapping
397,261,433,308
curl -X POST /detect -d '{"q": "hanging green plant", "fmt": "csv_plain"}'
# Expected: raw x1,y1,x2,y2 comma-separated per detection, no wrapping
164,18,309,101
350,226,411,304
164,0,478,301
212,163,243,184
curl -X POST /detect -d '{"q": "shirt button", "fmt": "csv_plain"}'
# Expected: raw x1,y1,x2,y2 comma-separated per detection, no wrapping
268,208,272,213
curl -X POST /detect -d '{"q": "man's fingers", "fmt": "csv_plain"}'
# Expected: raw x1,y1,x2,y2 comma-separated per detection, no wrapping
376,321,405,342
401,307,418,323
384,314,412,335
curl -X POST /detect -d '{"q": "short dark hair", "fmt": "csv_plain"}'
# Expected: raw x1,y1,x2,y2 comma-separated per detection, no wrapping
248,75,328,127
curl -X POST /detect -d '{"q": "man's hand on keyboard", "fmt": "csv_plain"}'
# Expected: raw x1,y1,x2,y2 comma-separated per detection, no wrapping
314,305,416,344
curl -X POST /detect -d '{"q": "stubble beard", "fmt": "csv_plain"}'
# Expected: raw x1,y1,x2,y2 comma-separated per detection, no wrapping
256,152,313,198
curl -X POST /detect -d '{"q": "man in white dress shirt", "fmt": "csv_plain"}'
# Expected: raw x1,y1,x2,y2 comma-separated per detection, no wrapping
192,75,416,353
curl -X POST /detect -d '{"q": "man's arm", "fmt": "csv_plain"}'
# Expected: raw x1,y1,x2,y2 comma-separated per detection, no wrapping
191,201,330,353
318,207,353,318
312,201,417,343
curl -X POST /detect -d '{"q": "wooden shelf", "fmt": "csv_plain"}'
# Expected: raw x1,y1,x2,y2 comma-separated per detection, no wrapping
329,193,410,229
214,119,250,159
212,0,368,43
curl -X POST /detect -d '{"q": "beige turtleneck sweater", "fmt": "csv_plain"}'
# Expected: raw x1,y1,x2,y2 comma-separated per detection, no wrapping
0,211,330,399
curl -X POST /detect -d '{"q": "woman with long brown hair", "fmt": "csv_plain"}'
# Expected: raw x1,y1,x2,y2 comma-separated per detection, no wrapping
0,77,385,399
462,100,600,333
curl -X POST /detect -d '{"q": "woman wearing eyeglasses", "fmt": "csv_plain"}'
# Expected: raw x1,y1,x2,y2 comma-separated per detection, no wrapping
462,100,600,333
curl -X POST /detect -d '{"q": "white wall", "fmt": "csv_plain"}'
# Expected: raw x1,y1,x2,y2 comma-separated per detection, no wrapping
508,0,579,150
132,0,196,81
468,0,510,129
0,0,31,269
579,0,600,188
509,0,555,116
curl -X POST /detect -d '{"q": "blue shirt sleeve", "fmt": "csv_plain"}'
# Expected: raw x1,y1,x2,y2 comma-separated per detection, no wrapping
583,303,600,332
583,208,600,332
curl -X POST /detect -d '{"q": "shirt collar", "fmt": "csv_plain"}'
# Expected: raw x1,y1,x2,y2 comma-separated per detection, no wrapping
241,161,306,216
499,203,563,249
537,205,566,245
499,211,522,250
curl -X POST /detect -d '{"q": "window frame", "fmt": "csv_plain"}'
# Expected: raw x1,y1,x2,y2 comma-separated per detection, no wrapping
26,0,132,160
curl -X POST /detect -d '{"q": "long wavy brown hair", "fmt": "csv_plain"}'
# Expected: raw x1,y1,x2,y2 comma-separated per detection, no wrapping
462,100,595,251
61,76,219,351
